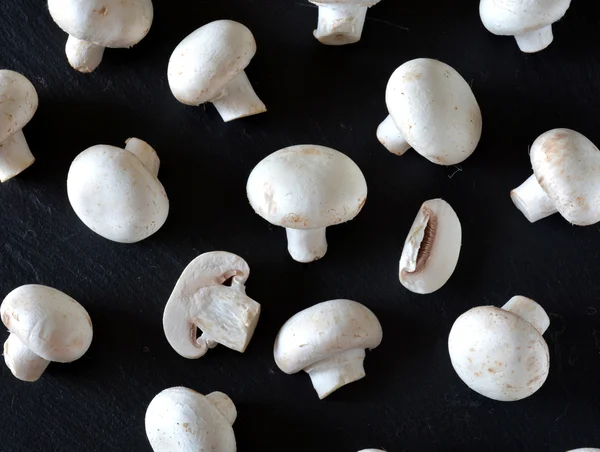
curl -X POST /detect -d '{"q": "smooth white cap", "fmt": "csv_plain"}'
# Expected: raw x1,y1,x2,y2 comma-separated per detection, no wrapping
0,70,38,143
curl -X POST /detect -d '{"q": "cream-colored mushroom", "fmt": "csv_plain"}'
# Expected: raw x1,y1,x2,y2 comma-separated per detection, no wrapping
1,285,93,382
145,387,236,452
274,299,382,399
163,251,261,359
309,0,382,45
0,70,38,182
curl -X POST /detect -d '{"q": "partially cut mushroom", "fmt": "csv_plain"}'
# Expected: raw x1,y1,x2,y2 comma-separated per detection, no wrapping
274,299,382,399
309,0,382,45
399,199,462,294
163,251,261,359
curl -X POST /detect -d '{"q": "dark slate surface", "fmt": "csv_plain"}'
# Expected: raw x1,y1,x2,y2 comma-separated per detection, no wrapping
1,1,600,451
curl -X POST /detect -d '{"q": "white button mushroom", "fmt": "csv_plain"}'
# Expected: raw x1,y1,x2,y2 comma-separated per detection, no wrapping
0,70,38,182
247,145,367,263
168,20,266,122
1,285,93,382
448,296,550,401
145,387,237,452
377,58,482,165
309,0,382,45
274,299,382,399
567,449,600,452
67,137,169,243
511,129,600,226
163,251,261,359
399,199,461,294
48,0,153,73
358,450,386,452
479,0,571,53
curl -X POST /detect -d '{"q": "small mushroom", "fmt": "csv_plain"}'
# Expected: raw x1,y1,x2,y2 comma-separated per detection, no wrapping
67,137,169,243
1,285,93,382
145,387,237,452
48,0,153,73
0,70,38,182
479,0,571,53
168,20,266,122
309,0,382,45
377,58,482,165
163,251,261,359
247,145,367,263
511,129,600,225
448,295,550,401
399,199,461,294
274,299,382,399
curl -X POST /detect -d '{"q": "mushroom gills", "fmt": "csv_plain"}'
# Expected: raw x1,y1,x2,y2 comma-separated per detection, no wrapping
312,3,368,45
305,348,367,399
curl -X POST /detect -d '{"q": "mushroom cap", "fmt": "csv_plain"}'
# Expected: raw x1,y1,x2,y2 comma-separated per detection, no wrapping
48,0,154,48
0,70,38,143
448,306,549,401
530,128,600,226
168,20,256,106
67,144,169,243
480,0,571,36
274,299,382,375
385,58,482,165
309,0,381,6
145,387,236,452
0,285,93,363
247,145,367,230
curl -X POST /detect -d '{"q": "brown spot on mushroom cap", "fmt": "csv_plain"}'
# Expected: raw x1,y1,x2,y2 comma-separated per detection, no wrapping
93,6,108,16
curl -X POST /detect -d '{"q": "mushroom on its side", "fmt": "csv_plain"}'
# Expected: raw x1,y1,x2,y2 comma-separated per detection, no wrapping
479,0,571,53
511,129,600,226
247,145,367,263
448,296,550,401
309,0,382,45
377,58,482,165
0,70,38,182
1,285,93,382
274,299,382,399
163,251,261,359
168,20,266,122
145,387,236,452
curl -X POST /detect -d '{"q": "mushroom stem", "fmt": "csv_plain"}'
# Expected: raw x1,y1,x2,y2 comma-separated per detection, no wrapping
211,71,266,122
66,35,105,73
125,138,160,177
502,296,550,335
376,115,411,156
3,333,50,382
305,348,366,399
312,3,368,45
0,130,35,183
510,174,558,223
285,227,328,263
206,391,237,425
514,25,553,53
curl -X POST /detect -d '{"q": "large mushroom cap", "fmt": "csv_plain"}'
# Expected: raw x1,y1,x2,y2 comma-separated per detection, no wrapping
67,144,169,243
48,0,154,48
274,299,382,374
0,285,93,363
145,387,236,452
480,0,571,35
448,306,549,401
247,145,367,230
385,58,482,165
0,70,38,143
530,128,600,226
168,20,256,106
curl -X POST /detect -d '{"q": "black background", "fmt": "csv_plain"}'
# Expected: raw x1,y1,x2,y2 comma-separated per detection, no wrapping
1,1,599,451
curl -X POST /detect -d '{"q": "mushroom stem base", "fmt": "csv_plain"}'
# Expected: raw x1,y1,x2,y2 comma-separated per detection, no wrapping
305,348,366,399
514,25,553,53
510,174,558,223
376,115,411,156
312,3,368,45
3,334,50,382
66,35,105,73
206,391,237,425
0,130,35,183
125,138,160,177
211,71,266,122
285,227,328,263
503,296,550,335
